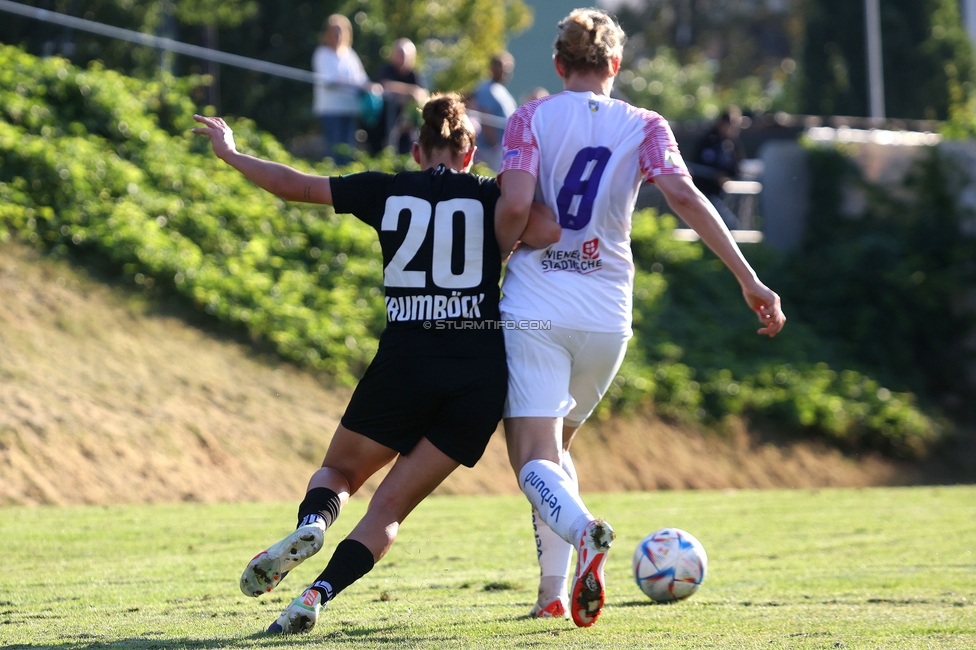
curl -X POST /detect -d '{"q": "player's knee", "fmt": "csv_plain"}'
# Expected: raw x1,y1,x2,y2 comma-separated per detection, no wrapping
311,465,353,495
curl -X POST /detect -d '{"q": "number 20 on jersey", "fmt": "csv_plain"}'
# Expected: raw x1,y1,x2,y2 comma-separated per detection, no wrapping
381,196,484,290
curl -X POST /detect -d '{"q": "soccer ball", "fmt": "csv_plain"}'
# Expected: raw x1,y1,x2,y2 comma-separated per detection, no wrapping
632,528,708,602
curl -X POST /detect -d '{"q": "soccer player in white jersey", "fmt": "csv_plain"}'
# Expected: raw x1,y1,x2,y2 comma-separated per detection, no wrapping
494,8,787,627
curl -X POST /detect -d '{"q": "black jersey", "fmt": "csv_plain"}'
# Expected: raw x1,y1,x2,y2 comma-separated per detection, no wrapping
330,166,503,358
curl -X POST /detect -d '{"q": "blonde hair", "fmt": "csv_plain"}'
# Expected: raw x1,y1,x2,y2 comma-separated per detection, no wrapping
321,14,353,48
554,8,625,77
418,93,475,158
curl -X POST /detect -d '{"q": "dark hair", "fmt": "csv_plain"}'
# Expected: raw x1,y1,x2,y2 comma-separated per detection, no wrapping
554,8,625,77
418,93,475,158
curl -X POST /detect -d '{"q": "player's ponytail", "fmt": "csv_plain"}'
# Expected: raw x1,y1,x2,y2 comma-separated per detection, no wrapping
419,92,475,158
554,8,625,77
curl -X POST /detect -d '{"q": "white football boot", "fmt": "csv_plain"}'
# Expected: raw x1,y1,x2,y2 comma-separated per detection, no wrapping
529,598,569,619
240,523,324,597
266,588,323,634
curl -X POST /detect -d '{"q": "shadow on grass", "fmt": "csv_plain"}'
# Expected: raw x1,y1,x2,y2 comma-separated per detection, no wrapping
1,623,429,649
612,599,684,608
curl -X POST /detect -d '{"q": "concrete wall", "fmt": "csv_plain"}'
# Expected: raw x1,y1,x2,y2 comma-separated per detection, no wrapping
758,141,810,251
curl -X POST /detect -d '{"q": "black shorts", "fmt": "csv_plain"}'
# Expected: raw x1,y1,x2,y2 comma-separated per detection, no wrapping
340,352,508,467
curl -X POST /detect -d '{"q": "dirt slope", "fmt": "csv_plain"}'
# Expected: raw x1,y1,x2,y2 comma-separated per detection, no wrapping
0,242,931,506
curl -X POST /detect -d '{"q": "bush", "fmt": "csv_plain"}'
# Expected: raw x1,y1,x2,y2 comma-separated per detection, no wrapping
0,45,400,381
591,211,944,458
783,143,976,409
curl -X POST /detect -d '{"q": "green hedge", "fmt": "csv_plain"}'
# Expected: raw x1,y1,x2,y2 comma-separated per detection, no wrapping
784,144,976,403
0,45,406,380
595,213,943,457
0,46,945,457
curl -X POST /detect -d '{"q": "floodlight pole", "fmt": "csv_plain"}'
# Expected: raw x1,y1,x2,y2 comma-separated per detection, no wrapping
865,0,885,119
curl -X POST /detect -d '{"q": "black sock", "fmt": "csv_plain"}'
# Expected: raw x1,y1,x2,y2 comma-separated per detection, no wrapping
309,539,375,601
296,487,341,530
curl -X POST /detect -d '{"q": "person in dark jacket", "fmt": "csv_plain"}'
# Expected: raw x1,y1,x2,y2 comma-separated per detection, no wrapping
690,107,745,229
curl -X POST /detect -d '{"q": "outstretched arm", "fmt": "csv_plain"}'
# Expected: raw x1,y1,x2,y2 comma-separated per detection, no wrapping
381,79,428,105
655,173,786,337
192,115,332,205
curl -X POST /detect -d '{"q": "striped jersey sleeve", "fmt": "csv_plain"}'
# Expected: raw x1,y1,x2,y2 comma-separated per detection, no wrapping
499,102,541,177
638,110,690,181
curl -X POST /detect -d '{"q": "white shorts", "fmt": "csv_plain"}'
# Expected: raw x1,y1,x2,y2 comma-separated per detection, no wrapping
502,320,631,428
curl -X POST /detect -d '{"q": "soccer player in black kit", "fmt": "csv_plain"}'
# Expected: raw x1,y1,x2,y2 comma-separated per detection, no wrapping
192,94,559,635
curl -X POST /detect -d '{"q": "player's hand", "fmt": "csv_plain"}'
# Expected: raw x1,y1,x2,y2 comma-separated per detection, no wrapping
191,115,237,160
741,280,786,337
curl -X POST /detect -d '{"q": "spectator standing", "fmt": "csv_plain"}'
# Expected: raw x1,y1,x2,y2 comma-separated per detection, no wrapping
470,52,517,172
368,38,428,155
690,107,746,229
312,14,369,164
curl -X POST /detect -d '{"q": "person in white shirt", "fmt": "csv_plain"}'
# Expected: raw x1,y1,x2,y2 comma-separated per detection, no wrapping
494,8,787,628
312,14,370,163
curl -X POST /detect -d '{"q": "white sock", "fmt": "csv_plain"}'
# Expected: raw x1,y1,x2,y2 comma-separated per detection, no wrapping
530,448,578,600
533,508,573,577
519,459,593,545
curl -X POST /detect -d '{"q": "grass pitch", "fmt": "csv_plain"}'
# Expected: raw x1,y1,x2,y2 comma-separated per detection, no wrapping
1,486,974,649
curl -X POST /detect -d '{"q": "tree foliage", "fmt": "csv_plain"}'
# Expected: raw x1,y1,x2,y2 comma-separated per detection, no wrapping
613,0,802,117
0,1,256,74
782,142,976,406
335,0,532,93
616,47,795,121
799,0,976,120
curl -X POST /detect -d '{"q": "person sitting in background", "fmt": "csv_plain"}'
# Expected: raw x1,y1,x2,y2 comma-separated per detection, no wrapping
367,38,428,155
312,14,375,164
690,107,745,229
470,52,517,172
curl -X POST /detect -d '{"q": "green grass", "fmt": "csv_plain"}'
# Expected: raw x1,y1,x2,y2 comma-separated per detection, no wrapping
1,487,974,648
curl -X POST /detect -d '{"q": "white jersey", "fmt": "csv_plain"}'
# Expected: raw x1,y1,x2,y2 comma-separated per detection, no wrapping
312,46,368,116
498,91,689,333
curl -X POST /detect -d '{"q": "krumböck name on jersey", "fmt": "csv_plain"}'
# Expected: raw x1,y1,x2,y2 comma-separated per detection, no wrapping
385,292,486,322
